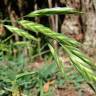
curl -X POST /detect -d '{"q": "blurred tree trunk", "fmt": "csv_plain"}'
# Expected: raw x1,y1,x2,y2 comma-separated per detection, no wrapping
48,0,58,49
81,0,96,57
61,0,96,57
61,0,82,41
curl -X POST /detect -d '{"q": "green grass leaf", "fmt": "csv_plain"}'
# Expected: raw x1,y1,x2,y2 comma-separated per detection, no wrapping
61,44,96,91
48,44,67,80
5,25,38,41
19,20,80,47
26,7,83,17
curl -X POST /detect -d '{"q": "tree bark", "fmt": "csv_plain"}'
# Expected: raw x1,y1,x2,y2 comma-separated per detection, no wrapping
81,0,96,56
61,0,96,57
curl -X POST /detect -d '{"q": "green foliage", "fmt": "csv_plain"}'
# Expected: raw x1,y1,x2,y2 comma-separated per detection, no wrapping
16,19,96,91
0,54,84,96
0,7,96,95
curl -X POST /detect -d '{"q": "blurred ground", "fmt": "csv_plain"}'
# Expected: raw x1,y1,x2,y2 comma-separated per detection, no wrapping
32,55,96,96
